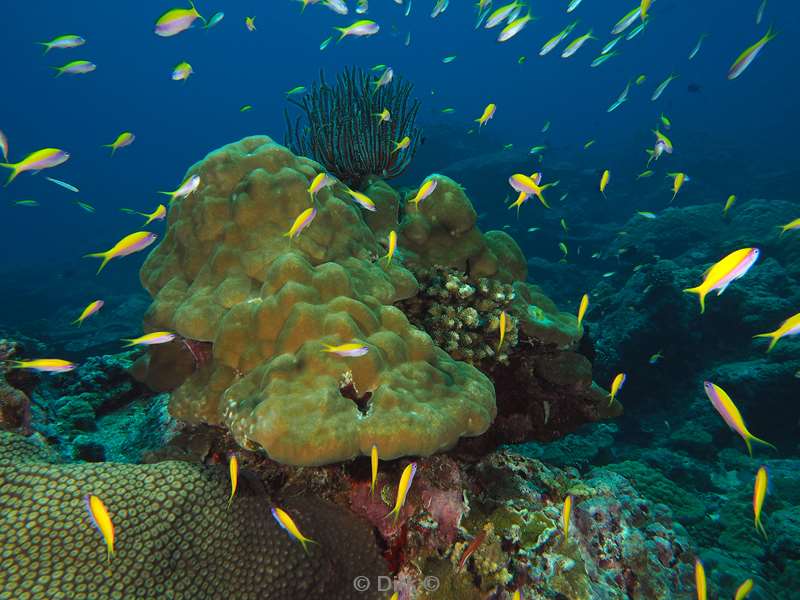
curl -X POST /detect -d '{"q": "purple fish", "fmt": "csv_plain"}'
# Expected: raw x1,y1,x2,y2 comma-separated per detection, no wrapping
54,60,96,76
154,3,204,37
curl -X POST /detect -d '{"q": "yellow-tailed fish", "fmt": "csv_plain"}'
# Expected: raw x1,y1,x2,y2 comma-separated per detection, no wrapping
10,358,76,373
577,293,589,326
670,172,685,202
695,559,706,600
344,188,376,212
735,579,754,600
85,495,115,562
600,169,610,197
728,27,777,80
334,20,379,41
121,204,167,225
753,312,800,352
284,207,317,239
322,342,369,357
559,242,568,257
73,300,104,326
171,61,193,81
272,507,317,554
392,136,411,152
485,2,524,29
410,177,438,208
609,372,626,404
649,351,663,364
561,29,596,58
689,33,708,60
104,132,135,156
386,462,417,523
370,445,379,495
562,495,573,538
508,173,554,209
122,331,177,347
1,148,70,185
475,103,496,129
245,16,256,31
53,60,96,76
374,108,391,123
640,0,652,20
38,34,86,53
778,217,800,237
308,172,333,202
703,381,776,456
753,465,768,538
154,2,204,37
540,20,579,56
228,453,238,508
384,231,397,265
723,194,736,216
683,248,760,313
651,73,678,101
85,231,158,274
612,6,642,35
498,311,507,350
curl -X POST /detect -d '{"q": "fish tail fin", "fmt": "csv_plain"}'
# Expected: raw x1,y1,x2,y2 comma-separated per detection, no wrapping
777,225,786,238
157,191,174,201
764,25,778,43
52,66,63,77
749,433,777,453
383,251,392,266
0,163,19,186
84,251,111,275
755,516,768,539
753,331,779,352
299,536,318,555
334,27,347,41
682,286,707,314
190,0,205,23
120,339,136,348
38,42,51,54
385,506,400,524
539,193,551,209
72,317,83,327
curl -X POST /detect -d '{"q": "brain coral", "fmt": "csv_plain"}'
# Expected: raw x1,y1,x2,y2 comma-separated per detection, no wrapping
0,430,388,599
138,136,496,466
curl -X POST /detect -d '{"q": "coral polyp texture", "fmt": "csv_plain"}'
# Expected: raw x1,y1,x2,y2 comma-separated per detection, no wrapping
138,136,496,466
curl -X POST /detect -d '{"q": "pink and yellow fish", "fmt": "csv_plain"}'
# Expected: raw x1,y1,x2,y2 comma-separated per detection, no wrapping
753,465,768,538
73,300,104,326
272,507,317,554
344,188,376,212
728,27,777,80
85,495,115,562
703,381,776,456
121,204,167,225
410,178,438,209
322,342,369,357
308,172,333,202
683,248,760,313
284,207,317,239
154,2,204,37
103,132,135,156
122,331,177,347
475,103,496,128
753,312,800,352
370,445,379,495
10,358,76,373
384,230,397,265
735,579,754,600
1,148,70,185
84,231,158,274
387,462,417,523
609,372,626,404
228,453,238,508
508,173,553,210
562,495,573,538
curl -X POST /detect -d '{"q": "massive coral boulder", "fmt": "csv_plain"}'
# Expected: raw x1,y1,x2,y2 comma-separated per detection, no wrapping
138,136,495,466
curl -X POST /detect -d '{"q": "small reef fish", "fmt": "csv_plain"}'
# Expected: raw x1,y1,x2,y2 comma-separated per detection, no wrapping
753,312,800,352
272,507,317,554
344,188,376,212
584,139,596,149
689,33,708,60
529,145,547,155
600,169,610,197
104,131,135,156
122,331,177,347
498,12,533,43
638,211,657,219
651,73,678,101
392,136,411,152
577,293,589,326
284,207,317,239
53,60,96,76
567,0,583,13
384,231,397,265
73,300,104,326
601,36,622,55
753,465,768,538
45,176,79,192
723,194,736,216
561,30,595,58
228,453,238,508
370,445,378,495
410,177,438,208
637,170,654,179
670,172,686,202
540,20,578,56
38,34,86,53
154,2,204,37
542,121,551,133
508,173,553,209
356,0,368,14
498,311,507,350
204,11,224,29
683,247,760,313
0,129,7,161
84,231,159,274
591,51,619,67
240,104,253,112
640,0,652,20
374,108,391,122
387,462,417,523
609,372,626,404
608,80,631,112
735,579,754,600
475,103,496,128
286,86,306,96
322,342,369,357
172,61,193,81
636,74,647,85
159,174,200,202
245,16,256,30
778,217,800,236
307,172,333,201
626,21,647,40
442,55,456,63
1,148,70,185
728,27,777,80
121,204,167,225
335,20,379,41
14,200,39,207
649,351,663,364
485,2,523,29
10,359,76,373
319,35,333,50
372,67,393,92
695,559,706,600
431,0,449,18
441,107,455,114
85,495,115,562
458,526,488,572
560,218,568,232
611,6,641,35
756,0,767,24
562,495,573,538
324,0,349,15
703,381,776,455
660,113,671,129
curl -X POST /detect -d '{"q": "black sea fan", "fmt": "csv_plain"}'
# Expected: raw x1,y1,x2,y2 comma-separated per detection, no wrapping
284,66,422,189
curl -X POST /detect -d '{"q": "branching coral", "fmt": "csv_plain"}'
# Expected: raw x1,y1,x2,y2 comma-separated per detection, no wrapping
285,67,422,189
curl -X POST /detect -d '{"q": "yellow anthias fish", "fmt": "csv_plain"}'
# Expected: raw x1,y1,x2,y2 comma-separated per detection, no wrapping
392,136,411,152
723,194,736,216
683,247,760,313
609,372,626,405
670,172,686,202
103,131,135,156
703,381,776,456
753,312,800,352
1,147,70,185
734,579,754,600
121,204,167,225
245,16,256,31
284,207,317,239
475,103,496,128
498,311,507,350
577,293,589,326
410,177,438,209
562,495,573,538
384,230,397,265
370,445,379,495
386,462,417,524
11,358,76,373
307,172,333,202
374,108,391,123
228,453,238,508
322,342,369,357
600,169,610,197
778,217,800,237
84,231,158,274
122,331,177,347
271,507,317,554
85,495,115,562
695,559,706,600
753,465,768,538
73,300,104,326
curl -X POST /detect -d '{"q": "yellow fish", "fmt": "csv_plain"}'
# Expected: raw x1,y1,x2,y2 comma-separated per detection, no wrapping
562,495,573,538
577,293,589,326
498,311,507,350
245,16,256,31
410,178,438,209
600,169,610,197
1,147,70,185
121,204,167,225
734,579,754,600
640,0,652,20
73,300,104,326
386,462,417,523
271,507,317,554
392,136,411,153
475,103,496,128
307,172,333,202
753,465,768,538
322,342,369,357
753,312,800,352
10,358,76,373
84,231,158,274
683,247,760,313
85,495,115,562
512,592,520,600
374,108,391,123
778,217,800,237
284,207,317,239
103,131,135,156
122,331,177,347
695,559,706,600
560,218,568,233
370,445,379,495
723,194,736,216
228,453,238,509
670,172,685,202
384,230,397,265
609,372,626,404
703,381,776,456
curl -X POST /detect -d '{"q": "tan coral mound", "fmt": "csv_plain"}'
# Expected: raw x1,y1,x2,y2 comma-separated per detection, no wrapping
139,137,496,466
